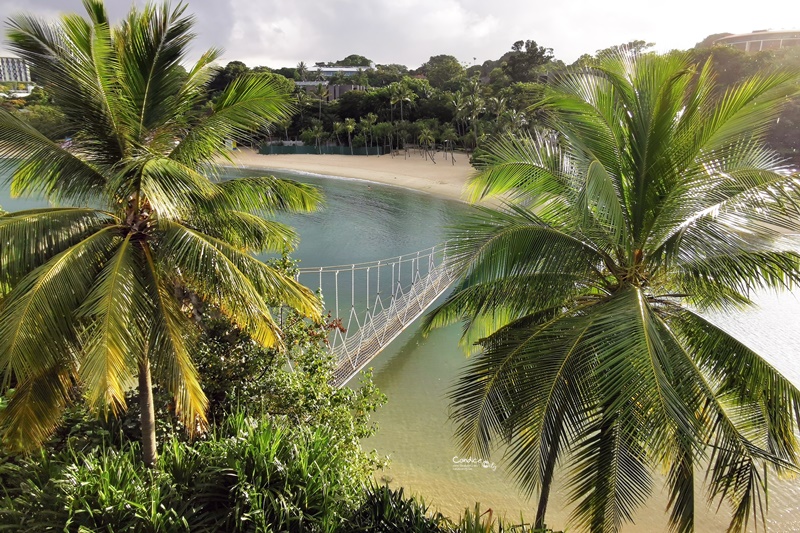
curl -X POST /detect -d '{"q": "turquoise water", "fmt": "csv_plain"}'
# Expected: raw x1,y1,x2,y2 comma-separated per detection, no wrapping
2,167,799,532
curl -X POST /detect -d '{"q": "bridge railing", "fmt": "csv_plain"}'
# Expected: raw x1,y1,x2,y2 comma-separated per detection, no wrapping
295,242,455,385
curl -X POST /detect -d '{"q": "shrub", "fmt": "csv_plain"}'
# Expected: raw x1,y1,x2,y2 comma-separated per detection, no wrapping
0,413,371,532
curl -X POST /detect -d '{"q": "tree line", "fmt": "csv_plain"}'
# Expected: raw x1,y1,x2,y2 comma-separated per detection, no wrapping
4,37,798,165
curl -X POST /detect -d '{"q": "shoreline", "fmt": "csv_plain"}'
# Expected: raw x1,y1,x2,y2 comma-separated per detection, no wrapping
219,148,475,202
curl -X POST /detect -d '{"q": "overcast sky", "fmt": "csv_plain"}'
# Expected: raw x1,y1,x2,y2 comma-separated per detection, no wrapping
0,0,797,69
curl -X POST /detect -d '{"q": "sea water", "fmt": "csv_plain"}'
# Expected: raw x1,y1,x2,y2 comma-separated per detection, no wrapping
2,166,798,532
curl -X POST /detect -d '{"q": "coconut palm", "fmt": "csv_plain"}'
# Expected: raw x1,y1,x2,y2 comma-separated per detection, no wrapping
313,83,329,120
296,61,308,82
344,117,357,155
425,51,800,532
0,1,321,466
390,83,416,123
360,113,378,154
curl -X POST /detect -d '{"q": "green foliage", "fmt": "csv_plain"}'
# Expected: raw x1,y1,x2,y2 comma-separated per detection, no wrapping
345,484,449,532
334,54,372,67
344,485,559,532
419,55,465,91
0,0,319,460
12,104,67,140
502,40,553,83
0,413,375,532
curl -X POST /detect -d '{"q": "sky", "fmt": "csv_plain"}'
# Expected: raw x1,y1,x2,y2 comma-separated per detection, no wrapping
0,0,797,69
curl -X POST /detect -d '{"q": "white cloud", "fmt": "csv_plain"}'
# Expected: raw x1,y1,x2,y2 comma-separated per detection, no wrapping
1,0,797,69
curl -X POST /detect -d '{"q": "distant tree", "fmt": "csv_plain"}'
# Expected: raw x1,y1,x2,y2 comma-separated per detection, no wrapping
498,82,546,115
313,83,329,120
390,83,416,122
360,112,378,152
694,32,734,49
296,61,308,81
336,90,366,120
334,54,372,66
276,115,292,142
418,126,435,160
332,121,344,145
274,66,296,79
208,60,249,94
691,46,761,89
14,104,67,140
373,121,393,152
23,86,53,105
502,39,553,83
344,117,356,154
419,54,465,90
367,63,408,87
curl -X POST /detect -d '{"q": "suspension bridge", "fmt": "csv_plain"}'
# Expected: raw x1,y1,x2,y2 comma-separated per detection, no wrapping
296,243,456,387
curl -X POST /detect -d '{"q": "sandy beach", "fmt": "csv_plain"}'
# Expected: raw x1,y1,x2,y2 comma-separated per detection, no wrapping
221,148,475,202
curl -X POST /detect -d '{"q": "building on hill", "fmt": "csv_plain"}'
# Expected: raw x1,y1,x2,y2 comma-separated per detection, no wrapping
295,80,366,102
714,30,800,52
311,64,372,78
0,56,35,94
1,57,31,83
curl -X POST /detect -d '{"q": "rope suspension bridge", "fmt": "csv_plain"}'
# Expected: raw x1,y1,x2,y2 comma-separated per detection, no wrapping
296,243,456,387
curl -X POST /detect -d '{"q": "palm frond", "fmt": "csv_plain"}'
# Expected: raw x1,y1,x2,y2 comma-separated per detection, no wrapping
0,362,76,451
157,220,320,346
75,234,147,414
205,175,322,215
191,210,300,253
170,75,295,167
0,208,117,288
0,111,107,204
142,244,207,433
115,1,194,140
0,226,122,389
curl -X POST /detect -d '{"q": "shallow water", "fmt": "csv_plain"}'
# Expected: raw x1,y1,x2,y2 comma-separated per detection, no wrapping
2,167,799,532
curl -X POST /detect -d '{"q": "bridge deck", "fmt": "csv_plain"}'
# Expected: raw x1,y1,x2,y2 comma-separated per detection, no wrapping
331,263,455,387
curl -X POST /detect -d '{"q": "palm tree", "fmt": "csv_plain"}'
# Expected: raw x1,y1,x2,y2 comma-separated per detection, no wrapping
418,127,435,161
332,121,344,146
344,117,356,155
451,91,468,137
0,1,321,466
397,86,416,123
441,126,458,164
308,120,326,153
360,113,378,154
296,61,308,82
277,116,293,142
313,83,329,120
426,52,800,532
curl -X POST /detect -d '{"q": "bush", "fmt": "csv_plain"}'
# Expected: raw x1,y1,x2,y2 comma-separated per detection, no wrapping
0,413,371,532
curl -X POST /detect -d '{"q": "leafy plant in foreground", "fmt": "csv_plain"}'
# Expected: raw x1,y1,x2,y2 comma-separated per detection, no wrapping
0,0,321,465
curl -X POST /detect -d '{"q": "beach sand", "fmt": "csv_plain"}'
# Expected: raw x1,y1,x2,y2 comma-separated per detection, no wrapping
220,148,475,202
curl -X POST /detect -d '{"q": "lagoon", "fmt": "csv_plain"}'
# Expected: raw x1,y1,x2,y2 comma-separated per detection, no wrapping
2,167,798,532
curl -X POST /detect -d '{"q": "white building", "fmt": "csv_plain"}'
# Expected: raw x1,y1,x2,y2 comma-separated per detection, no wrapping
0,57,32,84
714,30,800,52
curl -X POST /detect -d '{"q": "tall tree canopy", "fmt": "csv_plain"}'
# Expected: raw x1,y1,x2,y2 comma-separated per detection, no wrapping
0,0,321,465
426,51,800,532
502,39,554,83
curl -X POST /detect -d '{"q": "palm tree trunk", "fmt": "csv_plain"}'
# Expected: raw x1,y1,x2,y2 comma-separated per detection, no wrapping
138,355,157,467
535,407,565,530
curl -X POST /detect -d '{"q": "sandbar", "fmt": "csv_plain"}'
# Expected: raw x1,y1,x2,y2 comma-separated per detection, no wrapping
219,148,475,202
